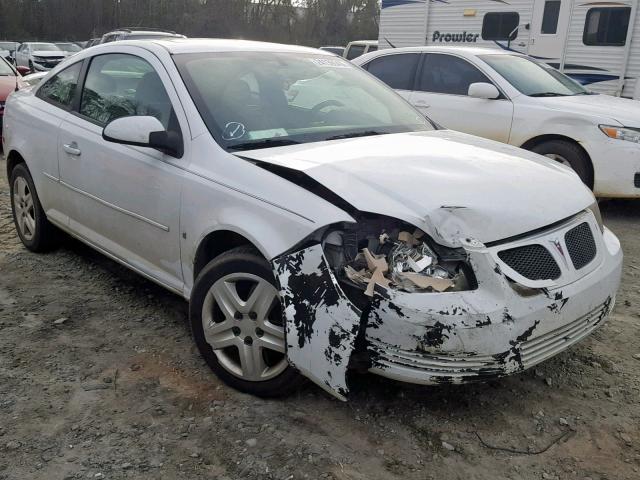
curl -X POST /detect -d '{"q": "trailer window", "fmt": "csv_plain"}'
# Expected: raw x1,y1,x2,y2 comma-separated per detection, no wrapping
541,1,561,34
482,12,520,41
365,53,419,90
583,7,631,46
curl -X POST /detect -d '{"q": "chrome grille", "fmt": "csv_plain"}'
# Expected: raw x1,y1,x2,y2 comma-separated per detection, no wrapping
520,299,611,367
498,244,561,281
565,222,597,270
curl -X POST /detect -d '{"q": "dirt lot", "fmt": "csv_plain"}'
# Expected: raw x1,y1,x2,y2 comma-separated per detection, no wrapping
0,155,639,480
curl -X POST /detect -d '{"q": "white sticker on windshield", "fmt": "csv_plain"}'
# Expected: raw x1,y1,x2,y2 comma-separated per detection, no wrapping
308,57,350,68
247,129,289,140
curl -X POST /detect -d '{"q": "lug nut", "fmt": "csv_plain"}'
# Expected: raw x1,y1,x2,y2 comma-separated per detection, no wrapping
234,311,243,320
255,328,264,337
232,327,241,336
244,336,253,345
249,312,257,320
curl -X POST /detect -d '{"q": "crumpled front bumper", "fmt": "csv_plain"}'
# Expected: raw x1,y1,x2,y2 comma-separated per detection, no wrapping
366,227,621,385
273,220,622,400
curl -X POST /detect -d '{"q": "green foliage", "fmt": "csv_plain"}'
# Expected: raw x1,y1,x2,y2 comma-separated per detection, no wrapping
0,0,380,47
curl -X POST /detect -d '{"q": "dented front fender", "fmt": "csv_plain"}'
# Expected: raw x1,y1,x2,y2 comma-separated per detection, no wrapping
273,244,362,401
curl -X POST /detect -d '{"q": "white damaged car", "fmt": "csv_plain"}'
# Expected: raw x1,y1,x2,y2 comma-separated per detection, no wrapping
2,39,622,400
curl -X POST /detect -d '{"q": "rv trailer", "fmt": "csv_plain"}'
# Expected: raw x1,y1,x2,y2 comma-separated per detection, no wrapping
379,0,639,99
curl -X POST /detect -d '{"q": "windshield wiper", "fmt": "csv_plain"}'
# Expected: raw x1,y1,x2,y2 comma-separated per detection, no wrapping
529,92,569,97
227,138,300,151
325,130,386,141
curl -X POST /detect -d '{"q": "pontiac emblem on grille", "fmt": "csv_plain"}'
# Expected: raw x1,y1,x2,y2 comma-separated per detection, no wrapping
549,238,568,266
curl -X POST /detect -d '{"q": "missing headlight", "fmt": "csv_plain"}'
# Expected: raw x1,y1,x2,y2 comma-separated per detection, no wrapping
322,215,473,298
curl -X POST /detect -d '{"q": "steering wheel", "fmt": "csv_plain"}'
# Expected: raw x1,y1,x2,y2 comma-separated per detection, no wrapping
311,99,346,117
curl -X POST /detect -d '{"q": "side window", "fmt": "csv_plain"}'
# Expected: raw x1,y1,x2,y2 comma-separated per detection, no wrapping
418,54,493,96
346,45,366,60
583,7,631,46
79,53,176,130
36,61,82,108
541,1,561,34
367,45,378,53
482,12,520,41
365,54,419,90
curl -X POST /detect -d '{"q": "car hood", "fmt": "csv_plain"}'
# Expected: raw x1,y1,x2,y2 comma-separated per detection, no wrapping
536,93,640,127
238,130,595,247
32,50,65,57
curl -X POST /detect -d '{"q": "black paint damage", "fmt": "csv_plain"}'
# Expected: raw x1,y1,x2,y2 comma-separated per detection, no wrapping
273,238,615,398
273,244,362,401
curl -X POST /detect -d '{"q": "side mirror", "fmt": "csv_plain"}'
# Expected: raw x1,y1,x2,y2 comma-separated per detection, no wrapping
16,66,30,76
468,82,500,100
103,116,183,158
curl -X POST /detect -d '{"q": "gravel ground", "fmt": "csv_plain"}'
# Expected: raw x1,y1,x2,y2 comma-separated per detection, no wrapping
1,155,639,480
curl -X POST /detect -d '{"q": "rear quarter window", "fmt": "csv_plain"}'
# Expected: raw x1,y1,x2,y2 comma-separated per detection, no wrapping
365,53,419,90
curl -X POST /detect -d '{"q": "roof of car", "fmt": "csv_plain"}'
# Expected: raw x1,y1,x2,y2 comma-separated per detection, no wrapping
352,45,514,64
383,45,509,55
348,40,378,46
105,38,332,56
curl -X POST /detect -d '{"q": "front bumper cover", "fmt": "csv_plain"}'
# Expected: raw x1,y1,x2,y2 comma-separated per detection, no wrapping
273,220,622,401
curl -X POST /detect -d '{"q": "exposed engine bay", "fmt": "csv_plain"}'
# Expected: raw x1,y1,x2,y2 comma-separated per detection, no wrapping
321,216,473,301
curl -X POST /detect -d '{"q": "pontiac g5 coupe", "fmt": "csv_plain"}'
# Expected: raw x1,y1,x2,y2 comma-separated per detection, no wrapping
2,39,622,400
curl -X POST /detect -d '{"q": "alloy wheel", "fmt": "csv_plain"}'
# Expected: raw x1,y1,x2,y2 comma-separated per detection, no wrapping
13,176,36,241
202,273,287,382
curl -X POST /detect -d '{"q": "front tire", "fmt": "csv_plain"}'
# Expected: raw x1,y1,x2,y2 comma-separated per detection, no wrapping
190,246,303,397
9,163,57,252
531,140,593,188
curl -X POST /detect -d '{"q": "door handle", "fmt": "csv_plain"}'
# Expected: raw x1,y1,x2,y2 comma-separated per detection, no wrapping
518,42,526,47
63,142,81,156
414,101,430,108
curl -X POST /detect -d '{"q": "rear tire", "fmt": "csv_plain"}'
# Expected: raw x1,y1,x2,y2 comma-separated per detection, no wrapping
531,140,593,188
9,163,57,252
190,246,304,397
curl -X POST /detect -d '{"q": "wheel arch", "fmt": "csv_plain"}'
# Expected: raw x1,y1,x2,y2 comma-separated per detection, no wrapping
5,149,27,180
520,134,594,188
192,229,262,283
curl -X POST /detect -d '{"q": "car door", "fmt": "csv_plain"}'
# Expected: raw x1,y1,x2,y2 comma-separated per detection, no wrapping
57,49,188,292
23,60,85,225
409,53,514,143
363,52,420,102
15,44,27,67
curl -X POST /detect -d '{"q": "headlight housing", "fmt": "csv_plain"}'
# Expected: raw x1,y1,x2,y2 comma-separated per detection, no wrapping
599,125,640,144
587,201,604,232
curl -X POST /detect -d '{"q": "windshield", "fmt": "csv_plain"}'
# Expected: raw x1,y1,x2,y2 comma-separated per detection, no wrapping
0,57,15,76
31,43,61,51
174,52,433,151
56,43,81,52
480,54,589,97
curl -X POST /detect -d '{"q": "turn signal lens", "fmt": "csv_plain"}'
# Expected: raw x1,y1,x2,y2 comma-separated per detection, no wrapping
599,125,640,143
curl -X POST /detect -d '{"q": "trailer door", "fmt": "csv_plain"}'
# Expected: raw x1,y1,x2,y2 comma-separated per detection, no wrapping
562,1,634,96
528,0,572,63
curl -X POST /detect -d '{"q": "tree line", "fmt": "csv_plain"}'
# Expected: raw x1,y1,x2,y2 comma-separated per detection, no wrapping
0,0,380,47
